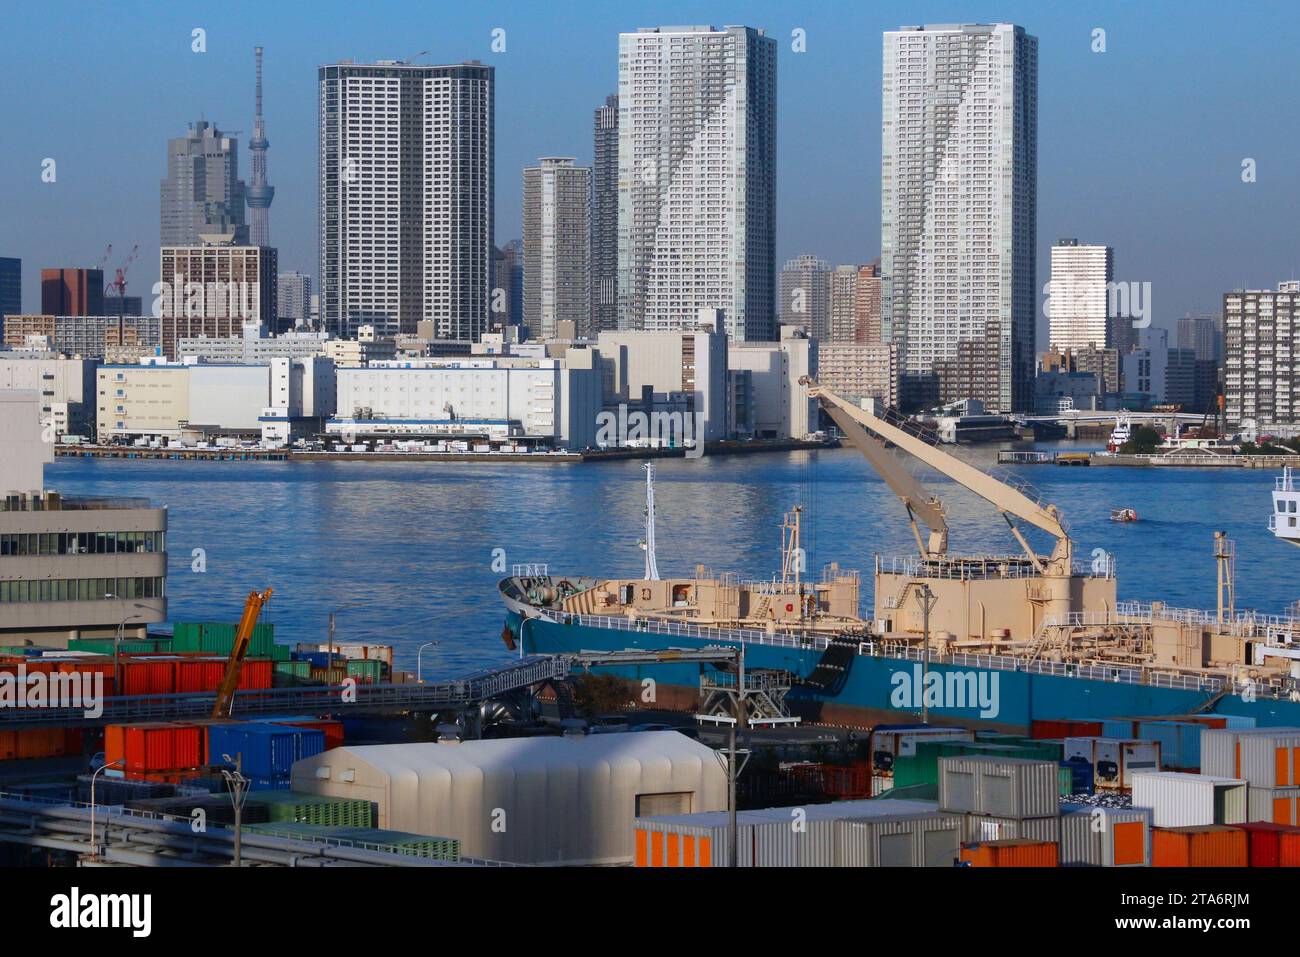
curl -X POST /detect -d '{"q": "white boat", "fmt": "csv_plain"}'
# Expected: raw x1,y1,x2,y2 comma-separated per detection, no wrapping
1106,412,1132,452
1270,467,1300,546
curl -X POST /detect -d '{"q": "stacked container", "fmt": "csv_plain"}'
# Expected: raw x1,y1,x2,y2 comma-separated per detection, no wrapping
1136,721,1203,770
1131,771,1247,827
1060,804,1152,866
1152,825,1248,867
206,721,325,789
1235,731,1300,825
104,722,204,781
1063,737,1161,790
634,798,950,867
1029,719,1103,739
1200,726,1300,779
939,756,1061,845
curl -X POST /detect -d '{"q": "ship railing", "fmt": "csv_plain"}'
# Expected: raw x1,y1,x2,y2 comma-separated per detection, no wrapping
867,644,1230,693
565,613,831,653
875,555,1113,581
1114,600,1300,639
1277,471,1298,492
511,563,549,578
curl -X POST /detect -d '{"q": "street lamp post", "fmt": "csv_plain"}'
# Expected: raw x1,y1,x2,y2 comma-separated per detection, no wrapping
89,759,125,860
417,641,439,683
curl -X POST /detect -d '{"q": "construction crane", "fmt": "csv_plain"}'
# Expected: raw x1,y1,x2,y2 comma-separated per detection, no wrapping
95,244,113,270
800,377,1077,621
211,589,274,719
106,244,139,345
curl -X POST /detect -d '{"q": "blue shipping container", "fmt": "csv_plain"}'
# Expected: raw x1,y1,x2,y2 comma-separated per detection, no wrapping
1101,719,1135,739
1137,720,1201,769
206,723,325,779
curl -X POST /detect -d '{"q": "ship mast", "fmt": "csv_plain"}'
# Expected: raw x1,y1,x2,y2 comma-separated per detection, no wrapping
641,463,660,581
780,506,803,595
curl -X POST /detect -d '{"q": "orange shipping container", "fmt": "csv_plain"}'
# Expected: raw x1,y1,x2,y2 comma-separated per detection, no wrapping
961,839,1059,867
1281,831,1300,867
174,659,226,693
237,659,273,691
1152,826,1248,867
119,660,175,696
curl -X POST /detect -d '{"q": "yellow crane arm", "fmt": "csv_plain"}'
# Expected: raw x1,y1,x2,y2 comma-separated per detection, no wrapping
802,378,1071,567
820,401,948,558
210,588,273,719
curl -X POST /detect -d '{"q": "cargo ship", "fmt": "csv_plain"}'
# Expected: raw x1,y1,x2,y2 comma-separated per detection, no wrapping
501,381,1300,732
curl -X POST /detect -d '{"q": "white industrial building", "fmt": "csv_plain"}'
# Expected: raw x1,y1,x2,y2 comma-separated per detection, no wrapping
729,326,818,439
180,321,331,363
291,732,727,865
1048,239,1114,352
97,356,335,443
0,351,99,439
331,353,601,449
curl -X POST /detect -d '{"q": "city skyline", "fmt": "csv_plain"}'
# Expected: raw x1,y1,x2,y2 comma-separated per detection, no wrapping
2,1,1300,345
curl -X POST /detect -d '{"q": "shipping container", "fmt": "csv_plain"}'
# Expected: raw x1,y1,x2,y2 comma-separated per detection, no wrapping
1138,721,1203,770
272,660,313,686
1235,821,1300,867
962,814,1061,845
1201,726,1300,778
1132,771,1247,828
106,722,203,775
1283,830,1300,866
960,838,1059,867
345,658,384,683
870,727,975,775
206,722,325,779
1062,737,1161,789
636,799,946,867
1246,785,1300,825
1237,731,1300,789
267,717,344,751
938,756,1059,818
174,658,226,694
833,812,963,867
119,659,175,696
1152,825,1247,867
1060,804,1152,866
1030,719,1102,740
5,727,80,760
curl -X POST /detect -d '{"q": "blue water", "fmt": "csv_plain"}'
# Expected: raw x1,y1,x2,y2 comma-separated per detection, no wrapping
45,449,1293,679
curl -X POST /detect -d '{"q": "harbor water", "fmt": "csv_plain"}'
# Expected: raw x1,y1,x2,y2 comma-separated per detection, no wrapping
47,447,1295,679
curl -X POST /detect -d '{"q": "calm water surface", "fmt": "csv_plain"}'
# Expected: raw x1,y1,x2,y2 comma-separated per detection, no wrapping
47,447,1294,678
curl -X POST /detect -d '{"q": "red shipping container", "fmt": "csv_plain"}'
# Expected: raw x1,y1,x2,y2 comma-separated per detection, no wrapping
13,727,70,760
0,730,15,760
1031,719,1103,740
1236,821,1300,867
175,659,226,693
237,659,273,691
167,723,202,771
125,723,177,772
119,660,175,696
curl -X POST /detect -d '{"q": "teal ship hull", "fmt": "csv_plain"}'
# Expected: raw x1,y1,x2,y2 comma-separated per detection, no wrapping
507,611,1300,731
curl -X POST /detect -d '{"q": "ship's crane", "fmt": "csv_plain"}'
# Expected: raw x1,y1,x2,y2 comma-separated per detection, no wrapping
801,377,1072,581
211,589,273,719
817,397,949,559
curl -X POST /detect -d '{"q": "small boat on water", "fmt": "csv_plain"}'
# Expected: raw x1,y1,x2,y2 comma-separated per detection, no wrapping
1110,507,1138,523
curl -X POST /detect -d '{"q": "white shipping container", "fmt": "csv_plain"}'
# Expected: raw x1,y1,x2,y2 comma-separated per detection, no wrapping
1201,726,1300,778
834,812,964,867
1246,785,1300,825
1130,771,1246,828
939,756,1059,818
1063,737,1161,789
1060,804,1152,866
962,813,1061,845
1237,732,1300,789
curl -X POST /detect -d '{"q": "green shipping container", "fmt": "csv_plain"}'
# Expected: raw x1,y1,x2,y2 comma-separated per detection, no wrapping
67,637,172,655
345,658,385,682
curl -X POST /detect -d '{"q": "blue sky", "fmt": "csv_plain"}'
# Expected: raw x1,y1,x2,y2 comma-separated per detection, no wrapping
1,0,1298,343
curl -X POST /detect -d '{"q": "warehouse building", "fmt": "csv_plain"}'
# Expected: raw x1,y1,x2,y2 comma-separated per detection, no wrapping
291,732,727,865
330,352,602,450
0,351,99,439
